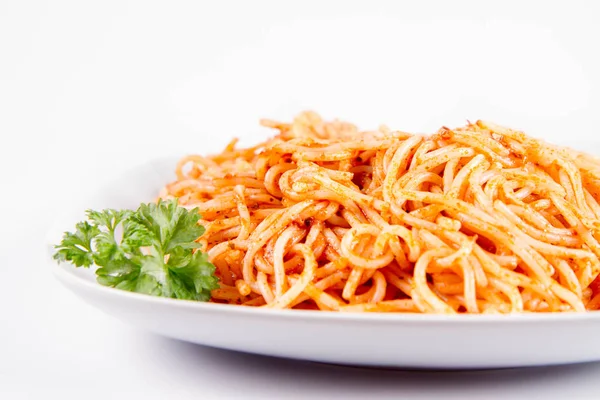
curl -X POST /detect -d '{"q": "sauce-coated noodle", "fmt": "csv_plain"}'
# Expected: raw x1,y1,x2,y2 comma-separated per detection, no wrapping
161,112,600,313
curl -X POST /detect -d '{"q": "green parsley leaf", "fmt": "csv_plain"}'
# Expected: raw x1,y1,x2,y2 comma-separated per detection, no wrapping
131,201,205,252
53,199,218,301
86,209,132,231
167,248,219,301
53,221,100,267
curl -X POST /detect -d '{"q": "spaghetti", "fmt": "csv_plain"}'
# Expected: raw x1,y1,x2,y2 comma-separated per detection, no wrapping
159,111,600,313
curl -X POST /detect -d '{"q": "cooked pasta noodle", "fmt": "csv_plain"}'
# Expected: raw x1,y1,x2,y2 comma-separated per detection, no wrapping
160,111,600,313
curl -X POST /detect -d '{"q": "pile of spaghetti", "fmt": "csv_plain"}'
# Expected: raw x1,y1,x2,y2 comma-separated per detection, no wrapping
160,112,600,313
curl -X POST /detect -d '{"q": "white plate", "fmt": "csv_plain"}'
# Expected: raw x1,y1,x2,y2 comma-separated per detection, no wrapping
47,152,600,370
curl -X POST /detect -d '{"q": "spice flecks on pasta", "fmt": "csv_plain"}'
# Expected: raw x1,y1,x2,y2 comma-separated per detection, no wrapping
161,111,600,313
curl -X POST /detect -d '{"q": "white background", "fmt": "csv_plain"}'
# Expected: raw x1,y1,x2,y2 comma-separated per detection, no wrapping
2,0,600,398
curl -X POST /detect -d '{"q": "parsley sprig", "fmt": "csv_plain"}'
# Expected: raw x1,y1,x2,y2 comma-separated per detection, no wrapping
54,200,218,301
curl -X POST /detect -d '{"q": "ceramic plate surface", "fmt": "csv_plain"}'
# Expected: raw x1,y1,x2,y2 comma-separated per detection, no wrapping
47,147,600,369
